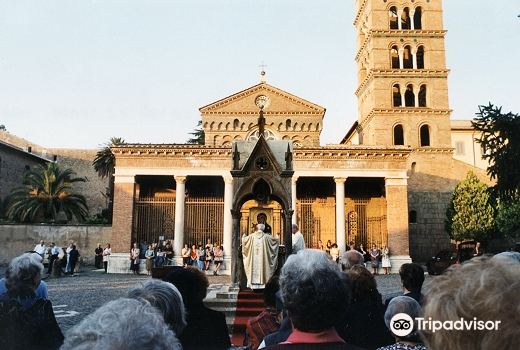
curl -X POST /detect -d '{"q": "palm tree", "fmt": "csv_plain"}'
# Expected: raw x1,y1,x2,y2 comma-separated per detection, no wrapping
7,163,89,223
93,137,125,222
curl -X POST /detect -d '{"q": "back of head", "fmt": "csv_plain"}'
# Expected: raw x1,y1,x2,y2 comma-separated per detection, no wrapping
163,266,208,306
346,265,377,300
422,257,520,350
384,296,422,342
340,250,364,271
257,223,265,232
5,253,44,297
399,263,424,293
62,298,181,350
128,279,187,335
280,249,348,332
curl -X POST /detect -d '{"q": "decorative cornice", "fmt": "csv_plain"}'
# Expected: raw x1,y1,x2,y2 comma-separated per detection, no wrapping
203,111,323,116
112,144,232,157
412,147,454,155
356,30,447,61
293,145,412,160
353,0,368,26
355,69,450,96
359,108,452,130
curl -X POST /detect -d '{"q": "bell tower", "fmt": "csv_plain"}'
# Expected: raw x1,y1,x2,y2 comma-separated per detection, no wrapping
354,0,451,148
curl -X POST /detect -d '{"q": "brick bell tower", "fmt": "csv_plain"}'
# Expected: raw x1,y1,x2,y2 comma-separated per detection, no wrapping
354,0,452,148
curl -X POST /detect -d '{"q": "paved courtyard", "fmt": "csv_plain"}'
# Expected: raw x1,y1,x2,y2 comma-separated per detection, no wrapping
1,266,414,334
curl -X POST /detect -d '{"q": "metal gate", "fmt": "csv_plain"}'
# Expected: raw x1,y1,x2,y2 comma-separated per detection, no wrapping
346,197,388,247
297,197,336,248
133,196,176,245
297,196,388,249
184,196,224,246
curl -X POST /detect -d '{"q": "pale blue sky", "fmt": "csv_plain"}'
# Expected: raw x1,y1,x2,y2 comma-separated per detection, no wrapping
1,0,519,148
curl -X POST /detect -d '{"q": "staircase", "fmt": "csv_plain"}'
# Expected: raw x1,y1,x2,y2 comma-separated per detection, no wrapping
204,288,265,347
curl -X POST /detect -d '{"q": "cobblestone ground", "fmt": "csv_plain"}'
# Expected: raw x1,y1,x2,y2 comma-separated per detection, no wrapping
0,266,419,334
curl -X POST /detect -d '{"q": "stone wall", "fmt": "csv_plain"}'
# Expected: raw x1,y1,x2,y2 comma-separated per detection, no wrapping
0,131,108,218
0,224,112,265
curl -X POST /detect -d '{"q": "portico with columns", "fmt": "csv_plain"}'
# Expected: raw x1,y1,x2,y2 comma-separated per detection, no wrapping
107,81,413,274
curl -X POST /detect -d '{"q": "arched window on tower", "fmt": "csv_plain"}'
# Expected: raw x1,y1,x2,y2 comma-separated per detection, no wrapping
392,84,402,107
233,119,239,129
389,6,399,29
420,124,431,146
416,46,425,69
390,46,399,69
393,124,404,145
403,46,413,69
418,85,427,107
405,85,415,107
285,119,292,130
414,7,422,29
401,8,411,30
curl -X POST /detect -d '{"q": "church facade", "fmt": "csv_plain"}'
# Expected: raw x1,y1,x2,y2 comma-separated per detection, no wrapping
108,0,486,275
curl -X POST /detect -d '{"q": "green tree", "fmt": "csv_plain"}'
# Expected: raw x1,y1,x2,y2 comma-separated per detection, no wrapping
472,103,520,199
186,120,205,144
92,137,125,223
0,124,6,131
7,163,89,222
495,199,520,239
446,171,495,242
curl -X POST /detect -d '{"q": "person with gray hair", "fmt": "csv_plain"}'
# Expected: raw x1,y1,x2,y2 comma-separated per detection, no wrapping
421,256,520,350
61,298,182,350
377,296,425,350
270,249,363,349
128,279,187,336
0,253,64,349
340,250,365,271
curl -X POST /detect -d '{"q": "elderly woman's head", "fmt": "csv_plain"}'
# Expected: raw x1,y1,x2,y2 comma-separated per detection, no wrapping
5,253,44,297
62,298,181,350
280,249,349,332
384,296,422,343
422,257,520,350
128,279,187,335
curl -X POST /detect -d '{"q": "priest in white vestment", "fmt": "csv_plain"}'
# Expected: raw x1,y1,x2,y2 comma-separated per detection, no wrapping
242,224,279,289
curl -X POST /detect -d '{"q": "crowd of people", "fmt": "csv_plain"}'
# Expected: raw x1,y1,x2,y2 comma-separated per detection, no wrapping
124,239,226,276
32,240,83,277
1,243,518,349
316,240,392,275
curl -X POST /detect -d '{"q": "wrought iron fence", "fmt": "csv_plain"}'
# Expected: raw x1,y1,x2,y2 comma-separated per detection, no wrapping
133,196,176,245
184,196,224,247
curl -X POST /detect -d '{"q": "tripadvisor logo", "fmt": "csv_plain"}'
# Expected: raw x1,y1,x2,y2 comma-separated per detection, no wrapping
390,313,501,336
390,313,414,337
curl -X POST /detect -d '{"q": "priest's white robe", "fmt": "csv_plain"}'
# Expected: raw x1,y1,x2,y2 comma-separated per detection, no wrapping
242,230,279,289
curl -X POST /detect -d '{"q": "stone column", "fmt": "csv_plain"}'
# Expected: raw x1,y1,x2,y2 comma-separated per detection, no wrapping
397,10,403,30
231,209,243,287
414,86,419,107
412,47,418,69
398,48,404,69
108,175,135,273
334,177,347,254
222,176,233,274
385,177,412,272
173,176,187,265
400,89,406,107
410,9,415,30
291,176,298,225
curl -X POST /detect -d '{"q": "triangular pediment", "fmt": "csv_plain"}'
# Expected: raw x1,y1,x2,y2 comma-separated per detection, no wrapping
200,83,325,114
